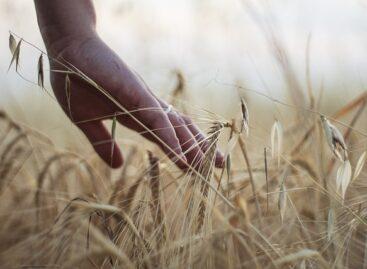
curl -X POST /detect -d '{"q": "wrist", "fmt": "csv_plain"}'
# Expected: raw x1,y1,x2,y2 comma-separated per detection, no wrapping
34,0,97,56
41,26,97,57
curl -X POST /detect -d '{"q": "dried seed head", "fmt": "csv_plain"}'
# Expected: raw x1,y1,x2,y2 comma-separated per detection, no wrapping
8,39,22,72
321,115,348,162
208,121,224,135
9,34,16,55
271,120,283,167
240,98,249,136
336,160,352,199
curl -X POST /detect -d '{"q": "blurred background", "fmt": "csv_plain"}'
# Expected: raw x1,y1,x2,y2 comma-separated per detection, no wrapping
0,0,366,152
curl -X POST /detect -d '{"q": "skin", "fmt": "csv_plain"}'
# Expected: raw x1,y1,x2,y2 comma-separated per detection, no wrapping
34,0,223,169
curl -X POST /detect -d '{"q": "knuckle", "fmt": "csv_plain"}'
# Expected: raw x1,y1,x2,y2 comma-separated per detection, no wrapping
151,111,168,128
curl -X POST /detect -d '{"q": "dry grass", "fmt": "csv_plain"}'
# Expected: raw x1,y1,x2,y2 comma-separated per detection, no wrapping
1,31,367,269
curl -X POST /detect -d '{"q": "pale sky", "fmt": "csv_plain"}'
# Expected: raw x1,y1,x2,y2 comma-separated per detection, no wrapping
1,0,367,114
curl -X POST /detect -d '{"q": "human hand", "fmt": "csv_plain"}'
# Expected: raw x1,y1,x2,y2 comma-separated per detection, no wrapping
47,34,223,169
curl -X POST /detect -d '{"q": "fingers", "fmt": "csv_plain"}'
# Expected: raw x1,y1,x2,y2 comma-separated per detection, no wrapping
182,115,224,168
78,121,123,168
124,93,188,167
116,115,189,169
156,99,223,168
166,112,205,169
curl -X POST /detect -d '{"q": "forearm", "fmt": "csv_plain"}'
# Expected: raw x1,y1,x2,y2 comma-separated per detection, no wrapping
34,0,97,54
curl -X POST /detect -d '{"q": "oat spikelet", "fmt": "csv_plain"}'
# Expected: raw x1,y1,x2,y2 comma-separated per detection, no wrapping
8,38,22,72
353,151,366,181
240,98,249,136
271,119,283,167
320,115,348,162
9,33,16,55
336,160,352,199
37,54,44,88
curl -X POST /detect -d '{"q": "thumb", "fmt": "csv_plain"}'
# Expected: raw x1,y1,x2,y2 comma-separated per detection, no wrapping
78,121,123,168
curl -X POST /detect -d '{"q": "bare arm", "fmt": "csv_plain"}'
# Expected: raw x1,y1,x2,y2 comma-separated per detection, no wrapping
34,0,223,169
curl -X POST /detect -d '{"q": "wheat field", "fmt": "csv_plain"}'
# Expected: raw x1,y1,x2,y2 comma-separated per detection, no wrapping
1,8,367,269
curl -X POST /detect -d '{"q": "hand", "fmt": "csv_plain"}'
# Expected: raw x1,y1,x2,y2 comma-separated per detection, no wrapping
47,34,223,169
